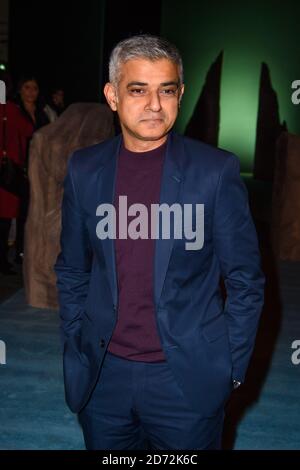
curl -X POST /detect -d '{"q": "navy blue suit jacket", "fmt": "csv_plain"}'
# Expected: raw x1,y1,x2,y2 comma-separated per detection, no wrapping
54,132,265,416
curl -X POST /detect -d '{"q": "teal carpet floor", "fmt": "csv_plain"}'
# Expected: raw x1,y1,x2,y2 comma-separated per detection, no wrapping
0,290,84,449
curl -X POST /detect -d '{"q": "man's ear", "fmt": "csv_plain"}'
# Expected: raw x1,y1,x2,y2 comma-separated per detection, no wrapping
103,82,118,111
178,83,185,106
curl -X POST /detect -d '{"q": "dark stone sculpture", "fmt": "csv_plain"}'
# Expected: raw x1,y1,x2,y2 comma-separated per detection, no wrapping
271,131,300,260
253,63,287,181
184,51,223,146
24,103,115,308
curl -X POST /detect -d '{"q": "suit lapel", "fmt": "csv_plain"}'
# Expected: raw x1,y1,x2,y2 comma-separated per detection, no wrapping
154,132,185,308
97,135,122,308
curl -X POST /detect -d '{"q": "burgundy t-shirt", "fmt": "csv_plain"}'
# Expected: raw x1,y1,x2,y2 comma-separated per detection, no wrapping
107,140,167,362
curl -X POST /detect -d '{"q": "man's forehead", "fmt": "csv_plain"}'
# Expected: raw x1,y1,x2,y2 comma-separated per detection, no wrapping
118,58,180,83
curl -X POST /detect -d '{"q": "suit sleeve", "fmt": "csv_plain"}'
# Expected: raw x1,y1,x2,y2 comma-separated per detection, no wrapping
213,154,265,382
54,154,92,344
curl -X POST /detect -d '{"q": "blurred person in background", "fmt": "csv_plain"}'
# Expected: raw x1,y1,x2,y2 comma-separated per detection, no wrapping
15,75,50,130
0,71,33,274
13,75,50,263
47,86,66,117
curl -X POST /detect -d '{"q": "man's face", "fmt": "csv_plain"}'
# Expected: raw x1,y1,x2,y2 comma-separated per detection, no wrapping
104,58,184,150
52,90,64,107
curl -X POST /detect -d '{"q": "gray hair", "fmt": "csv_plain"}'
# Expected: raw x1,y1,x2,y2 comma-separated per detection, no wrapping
109,34,184,86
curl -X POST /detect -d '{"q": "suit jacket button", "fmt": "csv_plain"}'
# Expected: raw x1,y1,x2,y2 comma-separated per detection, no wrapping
100,339,106,348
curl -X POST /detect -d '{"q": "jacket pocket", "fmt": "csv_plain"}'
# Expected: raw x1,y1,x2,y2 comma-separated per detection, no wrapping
64,334,90,368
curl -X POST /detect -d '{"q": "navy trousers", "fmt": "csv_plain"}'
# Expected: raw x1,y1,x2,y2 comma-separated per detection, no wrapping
78,351,224,450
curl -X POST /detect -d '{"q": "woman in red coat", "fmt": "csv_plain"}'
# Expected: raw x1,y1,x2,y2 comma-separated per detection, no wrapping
13,76,50,265
0,101,33,274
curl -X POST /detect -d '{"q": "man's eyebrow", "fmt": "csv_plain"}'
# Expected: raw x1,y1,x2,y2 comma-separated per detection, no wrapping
127,81,148,87
126,81,180,88
160,81,180,87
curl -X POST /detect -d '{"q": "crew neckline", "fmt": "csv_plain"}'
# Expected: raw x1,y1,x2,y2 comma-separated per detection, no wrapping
120,139,167,158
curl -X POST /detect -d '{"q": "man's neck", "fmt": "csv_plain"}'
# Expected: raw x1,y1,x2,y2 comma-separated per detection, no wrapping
122,134,168,153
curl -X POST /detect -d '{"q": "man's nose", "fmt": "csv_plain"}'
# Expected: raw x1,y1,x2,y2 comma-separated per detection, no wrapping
146,91,162,112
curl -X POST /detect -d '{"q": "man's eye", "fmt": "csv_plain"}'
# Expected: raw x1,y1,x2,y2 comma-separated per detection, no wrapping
160,89,176,95
129,89,145,94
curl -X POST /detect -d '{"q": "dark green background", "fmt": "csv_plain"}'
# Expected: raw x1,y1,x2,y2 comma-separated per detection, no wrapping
161,0,300,172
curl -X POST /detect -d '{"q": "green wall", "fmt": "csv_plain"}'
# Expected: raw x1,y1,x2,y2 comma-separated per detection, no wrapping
161,0,300,172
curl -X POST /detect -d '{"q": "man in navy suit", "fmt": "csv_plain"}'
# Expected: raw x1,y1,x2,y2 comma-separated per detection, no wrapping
54,35,265,450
